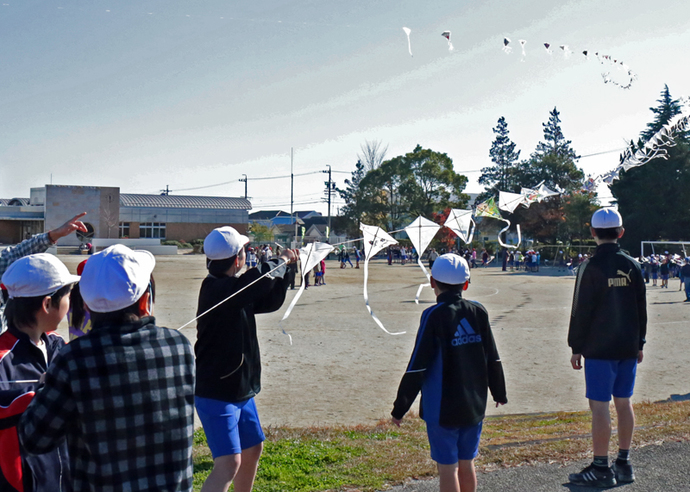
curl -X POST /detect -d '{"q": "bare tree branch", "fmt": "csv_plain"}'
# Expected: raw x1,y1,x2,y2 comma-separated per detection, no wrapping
357,139,389,172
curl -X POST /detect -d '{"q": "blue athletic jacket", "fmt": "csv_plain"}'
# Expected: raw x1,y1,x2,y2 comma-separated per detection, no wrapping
392,291,507,428
0,326,70,492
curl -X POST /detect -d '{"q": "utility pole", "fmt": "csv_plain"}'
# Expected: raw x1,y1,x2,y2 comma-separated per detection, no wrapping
239,174,248,199
322,165,333,241
160,185,170,196
291,148,297,245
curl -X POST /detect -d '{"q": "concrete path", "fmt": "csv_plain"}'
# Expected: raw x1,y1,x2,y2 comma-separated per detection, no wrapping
383,440,690,491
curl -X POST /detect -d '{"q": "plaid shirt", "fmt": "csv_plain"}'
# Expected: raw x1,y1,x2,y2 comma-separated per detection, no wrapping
18,317,195,492
0,233,53,278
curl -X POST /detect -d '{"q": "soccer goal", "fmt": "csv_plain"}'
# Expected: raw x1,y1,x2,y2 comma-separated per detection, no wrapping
640,241,690,258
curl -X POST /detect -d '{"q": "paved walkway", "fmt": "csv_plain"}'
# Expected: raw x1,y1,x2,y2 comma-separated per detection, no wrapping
383,440,690,491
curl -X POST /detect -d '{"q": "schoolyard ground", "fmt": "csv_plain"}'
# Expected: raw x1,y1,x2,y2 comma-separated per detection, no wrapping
56,253,689,428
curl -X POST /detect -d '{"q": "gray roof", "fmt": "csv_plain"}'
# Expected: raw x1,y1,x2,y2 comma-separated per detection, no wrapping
120,194,251,210
0,198,30,206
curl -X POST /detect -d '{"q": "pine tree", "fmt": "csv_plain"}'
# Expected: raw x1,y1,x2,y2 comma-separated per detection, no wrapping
479,117,521,195
641,84,683,140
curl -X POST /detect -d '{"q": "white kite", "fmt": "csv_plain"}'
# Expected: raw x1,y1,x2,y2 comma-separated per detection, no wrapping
402,27,413,56
404,216,441,304
360,223,404,335
474,197,521,250
498,191,526,213
519,39,527,58
444,209,475,244
279,242,334,343
442,31,454,51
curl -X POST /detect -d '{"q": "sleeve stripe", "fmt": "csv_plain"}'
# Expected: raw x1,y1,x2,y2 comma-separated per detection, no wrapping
406,304,441,371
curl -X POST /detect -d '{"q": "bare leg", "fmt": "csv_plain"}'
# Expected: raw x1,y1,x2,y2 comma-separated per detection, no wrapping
437,463,460,492
457,459,477,492
589,400,612,457
200,454,241,492
234,442,263,492
613,397,635,451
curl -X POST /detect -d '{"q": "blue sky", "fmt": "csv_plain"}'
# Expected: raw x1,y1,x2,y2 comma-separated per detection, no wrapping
1,0,689,214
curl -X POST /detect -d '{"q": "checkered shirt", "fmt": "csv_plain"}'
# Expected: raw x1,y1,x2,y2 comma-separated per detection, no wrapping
18,317,196,492
0,233,53,278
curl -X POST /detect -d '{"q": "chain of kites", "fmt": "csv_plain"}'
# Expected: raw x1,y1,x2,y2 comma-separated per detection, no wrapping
401,27,637,90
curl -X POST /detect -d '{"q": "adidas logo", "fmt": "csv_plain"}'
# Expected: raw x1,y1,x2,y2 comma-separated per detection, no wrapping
452,318,482,346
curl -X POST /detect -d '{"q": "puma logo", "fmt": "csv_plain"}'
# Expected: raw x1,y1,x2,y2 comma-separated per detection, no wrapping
609,269,632,287
617,270,632,283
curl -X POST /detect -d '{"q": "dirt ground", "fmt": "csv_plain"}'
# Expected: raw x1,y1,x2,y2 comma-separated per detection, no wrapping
58,254,690,428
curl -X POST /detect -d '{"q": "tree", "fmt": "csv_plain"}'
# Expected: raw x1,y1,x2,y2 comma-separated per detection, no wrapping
514,107,584,192
611,86,690,251
360,145,469,229
479,117,521,197
357,139,389,172
248,222,274,243
336,160,368,236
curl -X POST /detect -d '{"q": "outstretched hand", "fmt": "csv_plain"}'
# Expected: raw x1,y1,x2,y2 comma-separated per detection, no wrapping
280,249,298,264
48,212,88,242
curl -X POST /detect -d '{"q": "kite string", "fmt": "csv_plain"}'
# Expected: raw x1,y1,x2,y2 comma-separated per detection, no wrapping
176,260,286,331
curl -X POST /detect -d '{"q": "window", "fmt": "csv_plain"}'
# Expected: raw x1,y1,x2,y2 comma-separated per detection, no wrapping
140,222,166,239
119,222,130,238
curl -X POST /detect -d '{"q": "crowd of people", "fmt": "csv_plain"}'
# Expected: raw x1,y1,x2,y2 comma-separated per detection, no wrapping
0,207,654,491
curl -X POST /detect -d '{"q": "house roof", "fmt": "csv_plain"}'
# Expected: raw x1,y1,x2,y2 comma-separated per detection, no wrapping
0,198,31,206
120,194,251,210
248,210,293,220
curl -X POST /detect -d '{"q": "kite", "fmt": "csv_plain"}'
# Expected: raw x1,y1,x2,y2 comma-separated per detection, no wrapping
404,216,441,304
560,44,572,58
442,31,454,51
444,209,475,245
475,197,521,249
360,223,404,335
498,191,526,213
503,37,512,53
279,242,334,343
402,27,413,56
519,39,527,58
544,42,552,54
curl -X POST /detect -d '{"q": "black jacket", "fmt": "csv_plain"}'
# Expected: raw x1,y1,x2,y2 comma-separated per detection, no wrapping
568,243,647,360
195,259,289,402
0,326,71,492
392,291,507,428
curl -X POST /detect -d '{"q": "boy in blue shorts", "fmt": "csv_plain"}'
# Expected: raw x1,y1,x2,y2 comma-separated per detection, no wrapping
568,207,647,487
391,253,507,492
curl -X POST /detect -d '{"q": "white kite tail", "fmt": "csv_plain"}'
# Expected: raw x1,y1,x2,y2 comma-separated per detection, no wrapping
414,256,431,305
363,256,405,335
497,220,521,250
278,273,311,346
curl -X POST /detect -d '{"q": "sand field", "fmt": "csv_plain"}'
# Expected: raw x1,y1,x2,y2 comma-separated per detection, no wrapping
57,253,690,428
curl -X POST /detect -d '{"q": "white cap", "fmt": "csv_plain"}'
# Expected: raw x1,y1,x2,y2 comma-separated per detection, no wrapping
1,253,80,298
431,253,471,285
591,207,623,228
80,244,155,313
204,226,249,260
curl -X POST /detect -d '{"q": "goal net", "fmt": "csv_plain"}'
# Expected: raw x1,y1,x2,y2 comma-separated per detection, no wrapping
640,241,690,259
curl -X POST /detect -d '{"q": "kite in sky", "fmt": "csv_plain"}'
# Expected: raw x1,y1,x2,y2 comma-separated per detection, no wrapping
442,31,454,51
402,27,413,56
444,209,474,245
475,197,521,249
360,223,404,335
279,241,334,343
404,216,441,304
502,37,512,54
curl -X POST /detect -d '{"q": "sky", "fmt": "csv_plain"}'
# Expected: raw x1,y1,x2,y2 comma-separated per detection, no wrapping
1,0,689,215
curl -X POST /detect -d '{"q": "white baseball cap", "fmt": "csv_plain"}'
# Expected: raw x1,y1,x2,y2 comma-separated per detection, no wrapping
1,253,80,298
431,253,471,285
591,207,623,228
204,226,249,260
80,244,155,313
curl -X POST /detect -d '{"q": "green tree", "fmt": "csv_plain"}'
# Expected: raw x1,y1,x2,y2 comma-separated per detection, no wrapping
479,116,521,197
248,222,274,243
514,107,584,192
336,159,368,236
360,145,469,229
611,86,690,251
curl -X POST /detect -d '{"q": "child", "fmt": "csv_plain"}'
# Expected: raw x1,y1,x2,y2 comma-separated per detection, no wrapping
567,208,647,487
195,227,297,491
391,253,507,492
0,253,79,491
67,259,92,340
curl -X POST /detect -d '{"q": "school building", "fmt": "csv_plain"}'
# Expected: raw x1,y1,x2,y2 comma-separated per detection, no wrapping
0,184,251,246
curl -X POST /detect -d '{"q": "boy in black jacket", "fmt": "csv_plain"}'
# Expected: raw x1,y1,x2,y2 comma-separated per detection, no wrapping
392,253,507,492
568,207,647,487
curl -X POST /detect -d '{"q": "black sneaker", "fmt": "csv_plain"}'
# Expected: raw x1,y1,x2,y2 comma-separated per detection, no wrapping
613,461,635,483
568,464,617,487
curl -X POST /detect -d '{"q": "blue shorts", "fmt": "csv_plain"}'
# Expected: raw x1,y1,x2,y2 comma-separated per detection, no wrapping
585,358,637,402
195,396,265,458
426,421,483,464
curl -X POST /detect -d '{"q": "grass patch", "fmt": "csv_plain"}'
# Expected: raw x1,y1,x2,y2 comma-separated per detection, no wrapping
192,400,690,491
